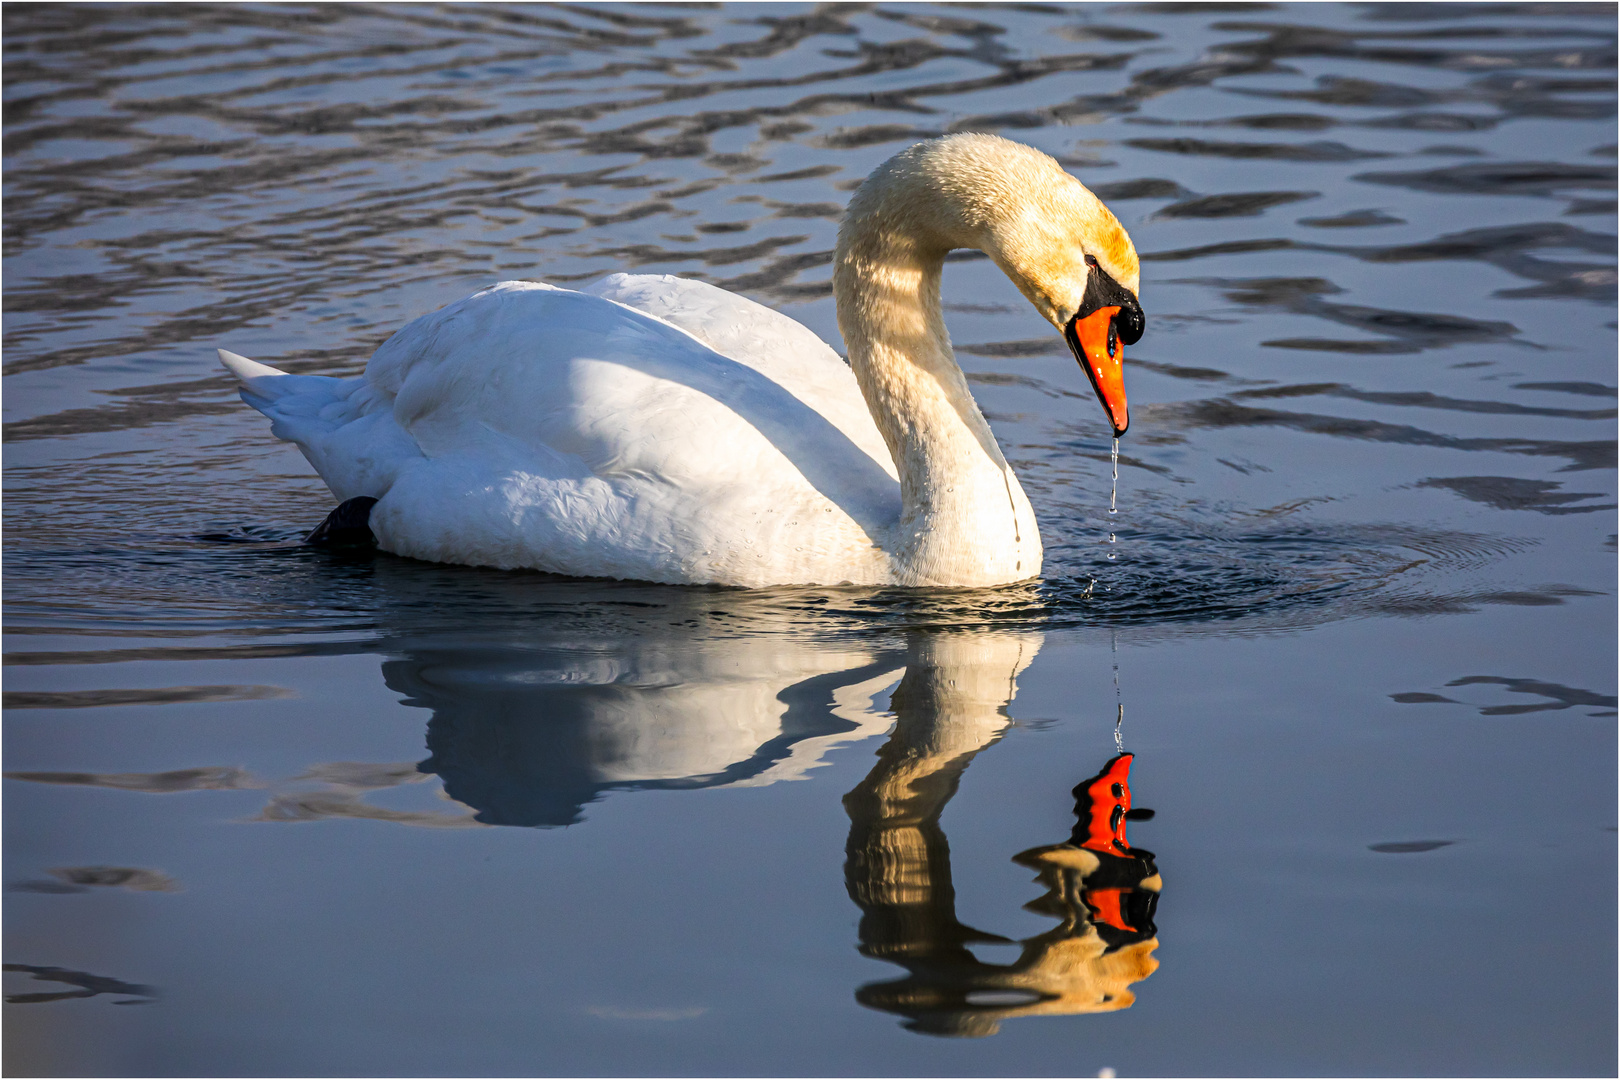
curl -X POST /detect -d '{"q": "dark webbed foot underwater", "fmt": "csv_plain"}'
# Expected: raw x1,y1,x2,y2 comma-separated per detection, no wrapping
305,496,378,548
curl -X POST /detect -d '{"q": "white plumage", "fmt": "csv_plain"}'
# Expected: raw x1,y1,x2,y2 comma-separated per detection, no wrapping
221,135,1141,588
224,274,901,586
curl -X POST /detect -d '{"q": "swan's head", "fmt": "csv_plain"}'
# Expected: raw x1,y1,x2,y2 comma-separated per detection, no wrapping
845,134,1144,437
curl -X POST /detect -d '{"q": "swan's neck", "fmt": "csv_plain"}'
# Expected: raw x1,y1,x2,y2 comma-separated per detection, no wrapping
835,218,1040,586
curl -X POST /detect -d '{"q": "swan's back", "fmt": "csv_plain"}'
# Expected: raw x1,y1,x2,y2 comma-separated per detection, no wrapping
584,273,866,415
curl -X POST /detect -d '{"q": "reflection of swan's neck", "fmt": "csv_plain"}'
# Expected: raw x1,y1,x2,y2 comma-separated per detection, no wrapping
844,633,1037,919
849,634,1037,818
834,164,1039,586
844,632,1161,1036
885,634,1030,759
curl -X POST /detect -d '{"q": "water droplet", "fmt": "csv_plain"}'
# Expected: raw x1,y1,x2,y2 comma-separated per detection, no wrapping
1110,437,1119,515
1105,436,1122,559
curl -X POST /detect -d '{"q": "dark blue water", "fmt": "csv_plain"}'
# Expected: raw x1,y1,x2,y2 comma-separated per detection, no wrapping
5,4,1615,1075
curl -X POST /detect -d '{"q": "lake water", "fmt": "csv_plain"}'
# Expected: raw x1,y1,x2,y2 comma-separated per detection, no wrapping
4,3,1616,1075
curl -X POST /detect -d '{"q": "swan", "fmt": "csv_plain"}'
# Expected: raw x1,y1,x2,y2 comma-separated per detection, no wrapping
219,133,1144,588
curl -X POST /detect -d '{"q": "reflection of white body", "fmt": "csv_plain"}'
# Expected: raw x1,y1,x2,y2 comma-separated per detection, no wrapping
586,631,1040,787
220,134,1139,587
389,630,1040,808
380,631,913,827
485,640,901,786
272,588,1045,827
257,639,904,828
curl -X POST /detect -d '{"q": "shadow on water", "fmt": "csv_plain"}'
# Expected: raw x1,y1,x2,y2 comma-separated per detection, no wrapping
2,965,157,1007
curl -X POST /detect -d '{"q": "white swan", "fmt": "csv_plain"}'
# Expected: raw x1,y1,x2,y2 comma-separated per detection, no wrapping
220,134,1143,588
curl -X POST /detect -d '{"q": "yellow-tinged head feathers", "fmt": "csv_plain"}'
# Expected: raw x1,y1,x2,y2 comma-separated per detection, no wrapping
839,133,1140,329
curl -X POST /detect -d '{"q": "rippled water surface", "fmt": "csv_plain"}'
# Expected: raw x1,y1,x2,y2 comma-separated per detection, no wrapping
4,3,1616,1075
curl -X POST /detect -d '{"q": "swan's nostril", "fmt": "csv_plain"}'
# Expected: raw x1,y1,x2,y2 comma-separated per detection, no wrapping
1117,302,1145,346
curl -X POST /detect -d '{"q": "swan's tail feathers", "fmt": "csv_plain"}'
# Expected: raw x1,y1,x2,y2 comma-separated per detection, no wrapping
218,347,358,415
218,348,283,383
218,348,304,411
216,349,407,501
217,346,373,446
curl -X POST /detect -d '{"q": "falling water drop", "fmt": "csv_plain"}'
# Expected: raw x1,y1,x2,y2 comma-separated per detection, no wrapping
1110,437,1119,515
1112,629,1124,754
1106,436,1119,558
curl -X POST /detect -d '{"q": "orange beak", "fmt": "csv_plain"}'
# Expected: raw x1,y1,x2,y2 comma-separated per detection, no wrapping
1067,306,1129,437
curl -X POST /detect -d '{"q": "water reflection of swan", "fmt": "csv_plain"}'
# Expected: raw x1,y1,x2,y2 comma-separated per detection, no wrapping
844,633,1160,1037
254,563,1051,827
394,635,903,826
262,601,1159,1038
218,134,1143,587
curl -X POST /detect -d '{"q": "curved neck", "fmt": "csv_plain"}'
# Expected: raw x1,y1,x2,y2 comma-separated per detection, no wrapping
835,213,1039,586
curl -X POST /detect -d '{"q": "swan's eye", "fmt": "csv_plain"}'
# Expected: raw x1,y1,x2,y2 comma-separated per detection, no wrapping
1084,254,1099,268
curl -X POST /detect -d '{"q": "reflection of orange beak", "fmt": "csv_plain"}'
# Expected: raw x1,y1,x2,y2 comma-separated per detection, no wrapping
1066,307,1129,437
1084,887,1138,933
1078,752,1135,855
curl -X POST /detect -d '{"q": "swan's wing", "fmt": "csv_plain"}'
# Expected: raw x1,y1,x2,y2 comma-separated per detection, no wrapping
582,273,897,481
582,273,834,379
367,280,894,493
363,281,899,581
